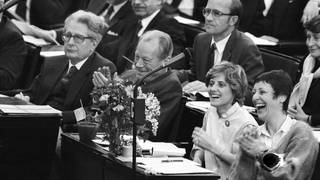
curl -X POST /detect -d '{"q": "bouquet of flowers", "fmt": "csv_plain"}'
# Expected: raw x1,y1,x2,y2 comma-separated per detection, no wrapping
88,67,160,155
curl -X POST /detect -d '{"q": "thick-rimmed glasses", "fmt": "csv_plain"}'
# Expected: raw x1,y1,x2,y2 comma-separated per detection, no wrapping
202,8,233,18
62,32,93,44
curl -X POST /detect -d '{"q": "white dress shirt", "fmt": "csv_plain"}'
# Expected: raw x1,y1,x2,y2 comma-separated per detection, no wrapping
259,115,297,150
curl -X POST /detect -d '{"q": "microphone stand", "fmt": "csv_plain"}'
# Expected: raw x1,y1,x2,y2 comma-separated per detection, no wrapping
131,52,185,179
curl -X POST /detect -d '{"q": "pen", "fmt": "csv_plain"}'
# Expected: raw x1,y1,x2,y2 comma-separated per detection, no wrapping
161,159,183,163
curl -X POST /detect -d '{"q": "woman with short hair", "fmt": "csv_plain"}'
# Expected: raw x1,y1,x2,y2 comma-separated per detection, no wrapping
190,61,257,179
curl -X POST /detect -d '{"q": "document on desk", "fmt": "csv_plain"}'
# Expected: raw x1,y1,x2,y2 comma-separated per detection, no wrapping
312,129,320,142
136,157,214,175
138,140,186,157
244,32,277,46
0,104,62,116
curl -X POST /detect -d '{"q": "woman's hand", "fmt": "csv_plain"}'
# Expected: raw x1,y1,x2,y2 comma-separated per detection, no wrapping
92,71,110,87
288,103,308,122
193,150,204,165
192,127,224,155
238,135,268,158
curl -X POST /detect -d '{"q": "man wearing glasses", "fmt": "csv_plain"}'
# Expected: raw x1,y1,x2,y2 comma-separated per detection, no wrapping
179,0,264,105
15,10,116,129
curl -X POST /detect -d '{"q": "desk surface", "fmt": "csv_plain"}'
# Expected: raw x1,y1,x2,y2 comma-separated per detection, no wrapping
61,133,219,180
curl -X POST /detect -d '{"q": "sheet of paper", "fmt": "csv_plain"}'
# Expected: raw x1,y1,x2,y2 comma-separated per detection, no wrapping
312,130,320,142
174,16,200,25
244,32,277,46
186,101,210,113
40,50,65,57
23,35,51,47
138,140,186,157
0,104,61,115
136,157,213,175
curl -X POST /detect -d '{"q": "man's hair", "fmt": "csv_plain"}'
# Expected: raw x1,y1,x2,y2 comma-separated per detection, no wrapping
304,15,320,33
254,70,293,111
138,30,173,60
205,61,248,105
229,0,243,18
65,10,107,42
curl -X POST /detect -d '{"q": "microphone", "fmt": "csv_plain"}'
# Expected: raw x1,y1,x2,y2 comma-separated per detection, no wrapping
0,0,24,13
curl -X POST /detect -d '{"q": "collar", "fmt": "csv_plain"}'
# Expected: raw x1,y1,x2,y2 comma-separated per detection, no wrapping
140,9,160,29
219,102,240,119
210,33,232,54
68,57,89,72
259,115,296,138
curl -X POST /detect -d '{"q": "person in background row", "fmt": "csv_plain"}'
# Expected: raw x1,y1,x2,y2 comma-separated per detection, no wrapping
230,70,318,180
108,0,186,74
288,15,320,127
239,0,318,42
177,0,264,106
15,10,116,130
191,62,257,180
0,0,27,90
93,30,183,142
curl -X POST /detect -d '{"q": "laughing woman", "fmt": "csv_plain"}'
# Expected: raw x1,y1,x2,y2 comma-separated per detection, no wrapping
230,70,318,180
190,62,258,179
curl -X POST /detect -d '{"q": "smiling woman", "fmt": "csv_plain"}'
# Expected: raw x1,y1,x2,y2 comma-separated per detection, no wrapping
230,70,319,180
190,62,257,180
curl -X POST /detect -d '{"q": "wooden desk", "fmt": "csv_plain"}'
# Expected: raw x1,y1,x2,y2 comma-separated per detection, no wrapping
61,133,218,180
0,96,60,180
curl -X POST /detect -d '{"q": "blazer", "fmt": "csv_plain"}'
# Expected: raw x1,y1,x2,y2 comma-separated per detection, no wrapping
0,16,27,90
240,0,308,41
26,52,116,124
95,1,139,60
180,30,264,86
113,10,186,73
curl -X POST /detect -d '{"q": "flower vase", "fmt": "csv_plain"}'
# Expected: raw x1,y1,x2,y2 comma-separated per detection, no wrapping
108,128,123,156
78,122,99,142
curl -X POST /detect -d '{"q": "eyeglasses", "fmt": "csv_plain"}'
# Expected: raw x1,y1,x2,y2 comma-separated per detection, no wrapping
62,32,93,44
202,8,233,18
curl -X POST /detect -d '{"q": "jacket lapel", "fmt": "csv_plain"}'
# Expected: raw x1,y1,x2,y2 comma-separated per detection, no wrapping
39,57,68,104
108,1,131,28
222,30,237,62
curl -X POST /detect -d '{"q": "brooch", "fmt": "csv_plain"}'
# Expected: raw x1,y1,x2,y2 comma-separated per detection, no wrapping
225,120,230,127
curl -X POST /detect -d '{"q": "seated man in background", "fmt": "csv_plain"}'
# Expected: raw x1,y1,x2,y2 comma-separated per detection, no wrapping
15,10,116,130
0,0,27,90
93,30,182,142
239,0,317,42
109,0,186,74
177,0,264,105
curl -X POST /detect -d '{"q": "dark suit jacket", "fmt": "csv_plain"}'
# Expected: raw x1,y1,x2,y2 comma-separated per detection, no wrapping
178,30,264,105
16,0,87,29
111,10,186,73
142,70,182,142
95,1,139,60
0,17,27,90
240,0,308,41
25,52,116,124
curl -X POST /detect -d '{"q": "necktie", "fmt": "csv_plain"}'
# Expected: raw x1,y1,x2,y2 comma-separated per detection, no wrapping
61,66,78,92
136,20,143,37
104,5,114,24
208,43,216,69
